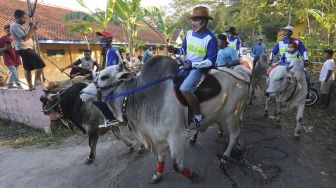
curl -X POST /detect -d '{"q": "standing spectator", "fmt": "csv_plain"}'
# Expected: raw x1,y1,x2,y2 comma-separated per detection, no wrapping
319,49,335,108
143,46,153,62
0,25,22,89
61,49,98,78
10,9,45,90
225,27,241,56
96,31,121,68
251,36,265,68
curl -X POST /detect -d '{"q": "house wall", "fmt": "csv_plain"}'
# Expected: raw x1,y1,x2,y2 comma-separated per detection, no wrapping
277,22,305,41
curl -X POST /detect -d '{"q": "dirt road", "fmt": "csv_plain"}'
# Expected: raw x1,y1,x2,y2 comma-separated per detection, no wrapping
0,101,335,188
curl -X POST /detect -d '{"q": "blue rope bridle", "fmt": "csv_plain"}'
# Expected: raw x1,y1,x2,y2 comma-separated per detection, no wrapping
104,75,173,101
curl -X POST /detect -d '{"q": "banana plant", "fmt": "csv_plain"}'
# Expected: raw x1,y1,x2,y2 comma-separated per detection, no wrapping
65,22,93,49
308,8,336,46
143,7,181,55
63,0,117,30
113,0,146,56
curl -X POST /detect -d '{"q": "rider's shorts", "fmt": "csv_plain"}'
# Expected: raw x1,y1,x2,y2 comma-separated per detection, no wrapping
180,69,203,93
320,80,333,94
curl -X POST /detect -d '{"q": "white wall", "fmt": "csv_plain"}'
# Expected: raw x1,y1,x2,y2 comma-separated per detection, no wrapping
0,85,50,132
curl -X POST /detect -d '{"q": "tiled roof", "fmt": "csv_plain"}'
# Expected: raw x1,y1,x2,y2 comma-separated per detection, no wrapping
171,29,183,42
0,0,165,44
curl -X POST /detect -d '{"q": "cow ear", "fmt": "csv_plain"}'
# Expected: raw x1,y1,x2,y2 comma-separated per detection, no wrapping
118,63,124,71
40,95,48,103
286,65,294,72
118,72,136,81
287,75,294,83
47,94,58,101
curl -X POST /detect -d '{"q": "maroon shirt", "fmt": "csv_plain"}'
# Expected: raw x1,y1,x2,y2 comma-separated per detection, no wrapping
0,36,21,66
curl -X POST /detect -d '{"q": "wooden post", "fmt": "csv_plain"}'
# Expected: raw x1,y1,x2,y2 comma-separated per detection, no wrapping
26,0,40,55
67,44,73,64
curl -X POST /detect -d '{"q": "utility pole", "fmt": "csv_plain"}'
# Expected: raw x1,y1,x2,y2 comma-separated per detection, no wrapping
26,0,41,55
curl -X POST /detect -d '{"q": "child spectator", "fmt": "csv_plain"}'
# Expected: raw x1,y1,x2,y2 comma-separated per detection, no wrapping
319,49,335,108
0,25,22,89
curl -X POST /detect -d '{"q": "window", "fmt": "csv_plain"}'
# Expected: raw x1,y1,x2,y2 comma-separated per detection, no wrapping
46,49,65,56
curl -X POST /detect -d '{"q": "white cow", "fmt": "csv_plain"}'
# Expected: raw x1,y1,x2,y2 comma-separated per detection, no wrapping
265,59,307,137
80,56,251,184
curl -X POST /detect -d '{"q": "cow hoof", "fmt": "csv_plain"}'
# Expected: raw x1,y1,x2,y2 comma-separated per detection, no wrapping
138,144,146,154
276,119,281,125
264,112,268,117
85,158,94,165
219,155,229,170
190,172,200,184
217,132,224,138
189,138,196,145
128,146,134,153
294,130,300,138
151,172,163,184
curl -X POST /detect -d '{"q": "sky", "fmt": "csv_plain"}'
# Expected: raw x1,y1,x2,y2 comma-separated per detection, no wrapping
39,0,172,11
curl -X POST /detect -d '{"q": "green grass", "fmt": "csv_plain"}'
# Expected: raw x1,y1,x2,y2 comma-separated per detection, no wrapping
0,120,77,148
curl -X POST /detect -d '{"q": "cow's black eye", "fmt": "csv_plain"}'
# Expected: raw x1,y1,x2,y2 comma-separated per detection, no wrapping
101,75,109,80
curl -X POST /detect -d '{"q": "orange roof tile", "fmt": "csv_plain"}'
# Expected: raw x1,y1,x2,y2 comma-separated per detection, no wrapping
0,0,165,44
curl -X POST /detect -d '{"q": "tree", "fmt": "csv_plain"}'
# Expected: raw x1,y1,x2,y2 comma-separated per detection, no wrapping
143,7,181,55
113,0,147,56
65,22,93,49
63,0,117,30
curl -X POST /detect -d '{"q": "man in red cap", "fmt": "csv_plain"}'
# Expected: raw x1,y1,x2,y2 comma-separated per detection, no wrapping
96,31,122,68
89,31,122,128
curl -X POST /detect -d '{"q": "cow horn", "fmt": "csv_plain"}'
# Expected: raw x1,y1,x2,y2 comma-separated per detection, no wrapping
286,65,294,72
40,95,48,103
118,63,124,71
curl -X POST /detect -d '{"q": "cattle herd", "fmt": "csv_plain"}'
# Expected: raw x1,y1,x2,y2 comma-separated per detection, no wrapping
40,55,308,184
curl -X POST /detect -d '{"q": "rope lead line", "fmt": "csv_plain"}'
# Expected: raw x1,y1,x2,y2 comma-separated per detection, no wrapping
105,75,173,101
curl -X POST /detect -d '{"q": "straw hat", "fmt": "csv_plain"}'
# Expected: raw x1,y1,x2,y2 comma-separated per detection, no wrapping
189,6,213,20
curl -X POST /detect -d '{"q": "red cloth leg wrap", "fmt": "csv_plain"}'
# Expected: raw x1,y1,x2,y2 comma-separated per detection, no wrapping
156,161,164,174
181,168,192,178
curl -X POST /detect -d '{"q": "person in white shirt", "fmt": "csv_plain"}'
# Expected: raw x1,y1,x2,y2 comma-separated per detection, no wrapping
319,49,335,107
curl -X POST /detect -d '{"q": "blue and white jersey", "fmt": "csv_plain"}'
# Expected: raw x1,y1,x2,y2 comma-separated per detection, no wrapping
106,47,122,67
227,36,241,55
176,29,218,69
279,51,300,66
269,38,308,61
251,44,265,58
